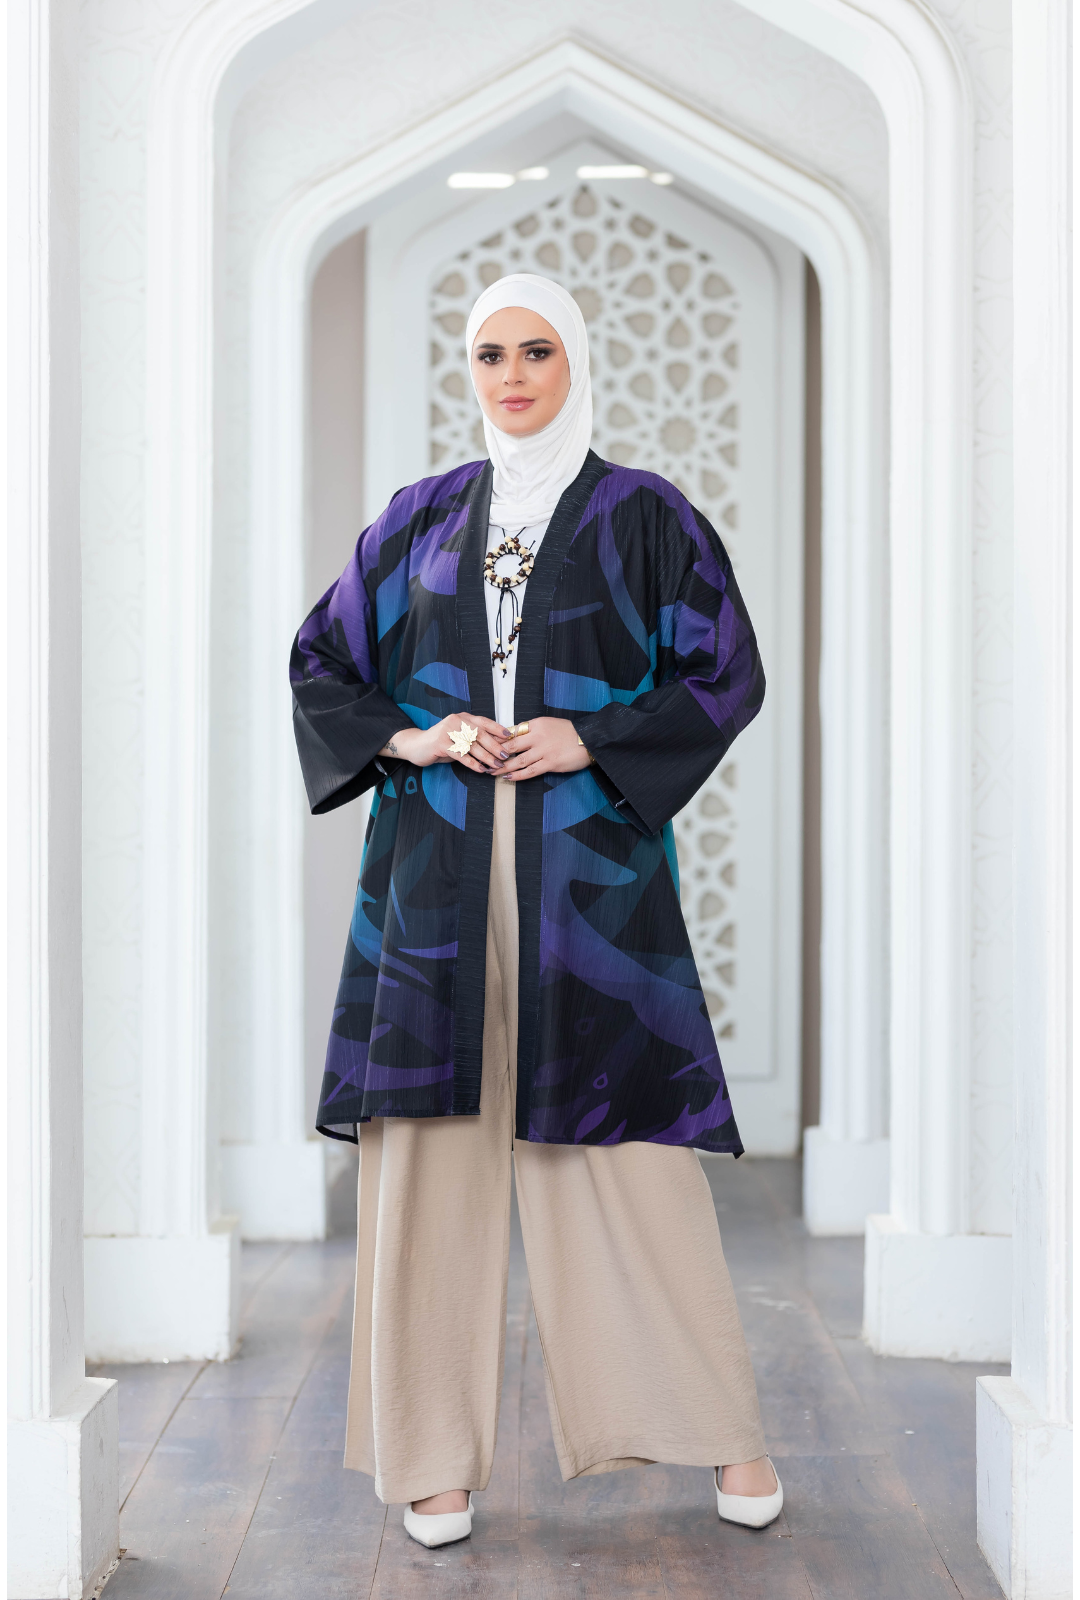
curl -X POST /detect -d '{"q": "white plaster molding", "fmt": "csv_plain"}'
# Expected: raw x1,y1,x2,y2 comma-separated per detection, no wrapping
864,1215,1011,1361
247,34,886,1230
140,0,326,1249
976,1378,1073,1600
8,1379,120,1600
7,0,119,1589
84,1223,241,1363
743,6,977,1238
763,0,977,1241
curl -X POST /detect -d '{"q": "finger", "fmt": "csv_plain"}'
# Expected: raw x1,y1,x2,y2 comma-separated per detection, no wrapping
505,760,547,781
454,753,486,773
473,716,510,738
506,753,546,776
507,741,546,768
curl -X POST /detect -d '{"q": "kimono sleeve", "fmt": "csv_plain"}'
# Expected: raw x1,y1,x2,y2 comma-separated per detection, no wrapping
571,495,765,836
290,530,408,814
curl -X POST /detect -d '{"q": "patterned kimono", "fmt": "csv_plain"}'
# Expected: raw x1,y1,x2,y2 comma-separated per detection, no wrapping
291,452,764,1152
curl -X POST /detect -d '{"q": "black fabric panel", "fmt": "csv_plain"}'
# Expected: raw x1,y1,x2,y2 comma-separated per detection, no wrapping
451,463,496,1115
571,642,765,838
510,451,610,1141
576,758,648,835
292,677,409,814
569,688,745,837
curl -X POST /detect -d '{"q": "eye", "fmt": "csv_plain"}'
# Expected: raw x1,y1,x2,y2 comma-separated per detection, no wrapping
526,347,553,360
475,351,502,365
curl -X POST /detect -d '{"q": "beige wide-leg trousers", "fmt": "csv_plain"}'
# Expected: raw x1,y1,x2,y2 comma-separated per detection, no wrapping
344,780,766,1505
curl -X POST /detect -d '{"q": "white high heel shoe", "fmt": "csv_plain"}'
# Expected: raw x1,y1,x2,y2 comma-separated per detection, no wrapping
715,1458,784,1529
403,1493,474,1549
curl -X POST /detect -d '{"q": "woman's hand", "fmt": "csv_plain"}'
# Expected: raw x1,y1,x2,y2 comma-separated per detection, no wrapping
379,715,509,774
496,717,594,780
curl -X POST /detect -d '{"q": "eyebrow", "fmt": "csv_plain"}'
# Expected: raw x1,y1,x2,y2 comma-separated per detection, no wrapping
473,337,557,351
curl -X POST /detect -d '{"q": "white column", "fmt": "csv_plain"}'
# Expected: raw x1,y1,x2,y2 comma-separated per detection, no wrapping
221,236,366,1242
6,2,119,1592
802,93,889,1239
81,4,245,1361
853,3,1013,1357
975,5,1073,1595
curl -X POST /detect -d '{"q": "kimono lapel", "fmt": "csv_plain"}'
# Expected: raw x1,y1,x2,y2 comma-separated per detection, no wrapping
510,449,610,1140
450,461,495,1113
455,460,496,719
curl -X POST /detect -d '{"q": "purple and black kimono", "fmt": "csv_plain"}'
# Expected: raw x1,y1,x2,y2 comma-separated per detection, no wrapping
291,452,764,1152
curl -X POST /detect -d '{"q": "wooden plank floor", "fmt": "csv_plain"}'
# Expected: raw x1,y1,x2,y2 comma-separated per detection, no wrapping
92,1157,1005,1598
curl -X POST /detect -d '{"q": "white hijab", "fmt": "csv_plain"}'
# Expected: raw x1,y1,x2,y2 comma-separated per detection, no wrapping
465,272,593,527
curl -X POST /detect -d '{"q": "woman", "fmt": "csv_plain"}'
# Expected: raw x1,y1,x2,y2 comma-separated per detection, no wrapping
291,273,782,1547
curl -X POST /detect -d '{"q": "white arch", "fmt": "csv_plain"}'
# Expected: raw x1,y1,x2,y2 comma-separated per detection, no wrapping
246,35,886,1234
133,0,992,1364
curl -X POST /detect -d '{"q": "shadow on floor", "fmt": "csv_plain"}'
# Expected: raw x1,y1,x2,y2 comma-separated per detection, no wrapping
90,1156,1005,1599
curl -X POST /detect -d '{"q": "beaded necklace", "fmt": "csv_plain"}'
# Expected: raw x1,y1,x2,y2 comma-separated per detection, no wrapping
484,526,536,675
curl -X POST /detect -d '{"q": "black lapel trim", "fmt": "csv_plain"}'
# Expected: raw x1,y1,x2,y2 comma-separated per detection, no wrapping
511,450,610,1140
450,463,495,1114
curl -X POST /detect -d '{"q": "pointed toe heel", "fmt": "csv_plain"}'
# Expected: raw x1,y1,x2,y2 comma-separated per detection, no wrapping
403,1492,474,1549
715,1459,784,1529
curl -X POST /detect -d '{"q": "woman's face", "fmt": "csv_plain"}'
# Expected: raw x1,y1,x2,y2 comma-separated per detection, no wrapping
471,306,571,436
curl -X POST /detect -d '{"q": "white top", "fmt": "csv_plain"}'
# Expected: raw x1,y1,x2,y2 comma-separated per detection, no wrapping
484,517,549,729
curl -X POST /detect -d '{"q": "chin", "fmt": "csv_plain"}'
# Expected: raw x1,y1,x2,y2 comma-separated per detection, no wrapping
493,412,550,437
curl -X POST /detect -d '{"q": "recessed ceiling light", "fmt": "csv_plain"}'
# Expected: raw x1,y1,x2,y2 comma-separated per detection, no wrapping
516,166,549,181
649,172,674,185
576,164,649,180
447,172,516,189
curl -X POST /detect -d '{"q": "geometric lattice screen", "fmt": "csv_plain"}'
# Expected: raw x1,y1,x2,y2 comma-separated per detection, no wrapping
429,184,744,1040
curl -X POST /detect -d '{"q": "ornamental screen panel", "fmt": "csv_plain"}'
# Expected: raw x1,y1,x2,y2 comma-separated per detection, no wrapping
410,162,803,1152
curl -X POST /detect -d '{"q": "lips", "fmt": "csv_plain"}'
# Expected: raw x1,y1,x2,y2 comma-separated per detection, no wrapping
500,397,535,411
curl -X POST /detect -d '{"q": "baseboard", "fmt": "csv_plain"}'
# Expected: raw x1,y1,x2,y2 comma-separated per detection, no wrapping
84,1218,240,1362
219,1140,327,1240
802,1128,890,1234
863,1213,1012,1360
977,1376,1073,1599
8,1377,119,1599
